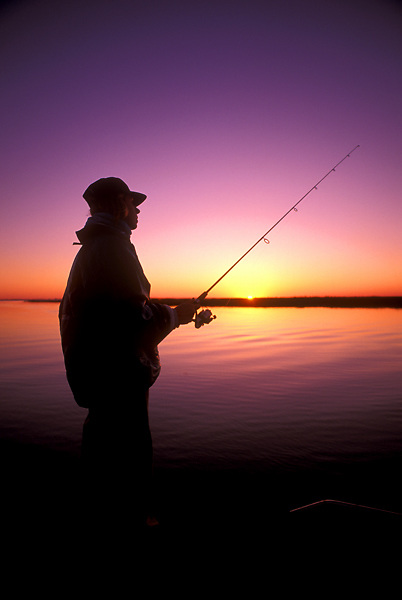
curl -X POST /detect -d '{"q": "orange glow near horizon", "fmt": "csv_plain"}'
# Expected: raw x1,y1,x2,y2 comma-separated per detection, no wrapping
1,225,401,301
1,231,401,301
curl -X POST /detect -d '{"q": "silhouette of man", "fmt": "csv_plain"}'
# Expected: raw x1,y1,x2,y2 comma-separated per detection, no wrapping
59,177,197,531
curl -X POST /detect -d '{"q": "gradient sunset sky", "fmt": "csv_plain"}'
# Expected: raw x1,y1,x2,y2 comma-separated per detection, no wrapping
1,0,401,300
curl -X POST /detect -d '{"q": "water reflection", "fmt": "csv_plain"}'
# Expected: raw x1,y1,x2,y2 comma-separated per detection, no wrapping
0,301,401,513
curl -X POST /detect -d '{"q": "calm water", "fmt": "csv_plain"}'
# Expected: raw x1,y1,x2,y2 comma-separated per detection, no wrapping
1,301,401,511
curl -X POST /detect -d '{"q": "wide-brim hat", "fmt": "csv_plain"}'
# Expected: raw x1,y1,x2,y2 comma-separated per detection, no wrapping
83,177,147,206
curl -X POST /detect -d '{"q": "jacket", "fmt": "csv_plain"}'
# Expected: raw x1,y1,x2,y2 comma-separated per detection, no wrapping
59,215,177,408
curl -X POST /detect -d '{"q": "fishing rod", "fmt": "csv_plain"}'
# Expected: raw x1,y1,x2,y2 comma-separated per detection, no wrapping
193,144,360,327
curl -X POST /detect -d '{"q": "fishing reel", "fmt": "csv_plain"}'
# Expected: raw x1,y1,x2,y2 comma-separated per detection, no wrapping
193,308,216,328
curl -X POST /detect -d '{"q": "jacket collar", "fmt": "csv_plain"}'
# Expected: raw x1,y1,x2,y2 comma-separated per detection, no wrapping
76,213,131,244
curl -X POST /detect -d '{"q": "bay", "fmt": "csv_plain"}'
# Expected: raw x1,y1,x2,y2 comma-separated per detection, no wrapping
0,300,401,515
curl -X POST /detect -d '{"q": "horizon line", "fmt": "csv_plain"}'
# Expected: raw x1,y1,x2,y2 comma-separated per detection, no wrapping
2,295,401,308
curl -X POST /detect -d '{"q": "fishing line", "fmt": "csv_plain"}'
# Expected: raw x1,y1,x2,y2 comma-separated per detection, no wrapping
193,145,360,327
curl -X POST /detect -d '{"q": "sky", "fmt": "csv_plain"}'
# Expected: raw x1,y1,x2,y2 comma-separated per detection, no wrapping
0,0,401,300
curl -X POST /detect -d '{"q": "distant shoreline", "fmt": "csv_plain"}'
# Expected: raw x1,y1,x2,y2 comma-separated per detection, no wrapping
12,296,402,308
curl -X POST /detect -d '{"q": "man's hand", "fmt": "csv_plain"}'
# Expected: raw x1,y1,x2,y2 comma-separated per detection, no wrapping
174,299,199,325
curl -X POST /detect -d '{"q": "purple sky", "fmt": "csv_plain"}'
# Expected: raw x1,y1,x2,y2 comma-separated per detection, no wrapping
1,0,401,299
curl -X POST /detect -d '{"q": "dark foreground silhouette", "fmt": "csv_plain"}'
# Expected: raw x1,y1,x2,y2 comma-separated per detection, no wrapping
2,439,400,557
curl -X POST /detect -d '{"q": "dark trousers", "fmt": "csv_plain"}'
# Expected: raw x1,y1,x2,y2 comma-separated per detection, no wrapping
80,387,153,530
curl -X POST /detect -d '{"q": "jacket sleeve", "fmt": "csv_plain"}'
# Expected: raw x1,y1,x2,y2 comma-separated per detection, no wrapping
93,238,178,346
